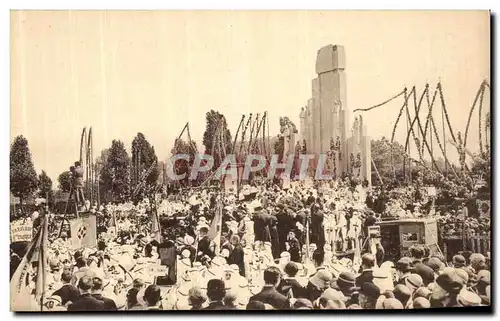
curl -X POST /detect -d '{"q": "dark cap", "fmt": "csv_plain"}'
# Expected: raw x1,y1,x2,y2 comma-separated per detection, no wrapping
359,282,380,299
436,271,464,294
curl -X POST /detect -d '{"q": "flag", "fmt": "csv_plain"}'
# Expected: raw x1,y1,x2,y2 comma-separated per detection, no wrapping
10,216,48,311
70,215,97,249
207,196,223,253
151,210,161,242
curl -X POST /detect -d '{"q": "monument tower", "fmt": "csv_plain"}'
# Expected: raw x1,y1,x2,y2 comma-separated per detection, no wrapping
299,45,371,184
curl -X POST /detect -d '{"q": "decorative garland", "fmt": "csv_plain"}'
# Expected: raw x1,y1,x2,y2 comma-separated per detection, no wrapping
463,82,484,149
422,86,439,155
477,84,485,156
438,84,457,144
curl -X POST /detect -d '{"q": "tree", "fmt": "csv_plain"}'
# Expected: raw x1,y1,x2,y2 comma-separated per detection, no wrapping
100,140,130,202
370,137,407,186
58,171,72,192
202,110,232,169
10,136,38,210
38,170,53,203
131,133,159,189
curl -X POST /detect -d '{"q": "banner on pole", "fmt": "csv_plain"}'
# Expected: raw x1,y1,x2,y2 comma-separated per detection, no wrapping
10,221,33,243
70,215,97,249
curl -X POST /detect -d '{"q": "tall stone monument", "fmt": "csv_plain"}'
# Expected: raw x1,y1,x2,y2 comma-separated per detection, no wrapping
299,45,372,184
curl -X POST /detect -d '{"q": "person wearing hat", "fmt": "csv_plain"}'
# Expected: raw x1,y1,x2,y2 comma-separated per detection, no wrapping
457,290,482,307
249,266,290,310
331,271,357,304
315,288,346,310
355,253,375,287
452,254,467,269
358,282,381,309
67,276,105,311
393,284,412,307
469,253,487,274
413,297,431,309
395,257,413,285
430,269,465,308
203,279,228,310
404,274,423,294
179,234,197,264
306,269,333,303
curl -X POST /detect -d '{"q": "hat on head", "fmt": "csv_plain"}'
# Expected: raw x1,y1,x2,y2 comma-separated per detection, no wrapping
381,298,404,309
405,274,423,291
454,268,469,285
426,257,445,273
413,297,431,309
436,270,464,294
309,270,333,289
184,235,195,246
457,290,482,307
396,257,413,273
452,255,466,267
414,264,435,285
321,288,345,302
359,282,380,300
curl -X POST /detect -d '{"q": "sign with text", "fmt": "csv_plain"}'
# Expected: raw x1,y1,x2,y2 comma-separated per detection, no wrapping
147,264,169,276
10,221,33,243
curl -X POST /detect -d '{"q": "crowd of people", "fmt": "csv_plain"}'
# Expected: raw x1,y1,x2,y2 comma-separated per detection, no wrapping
10,178,491,311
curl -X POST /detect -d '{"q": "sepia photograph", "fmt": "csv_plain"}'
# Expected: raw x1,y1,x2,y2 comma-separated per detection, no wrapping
9,10,491,312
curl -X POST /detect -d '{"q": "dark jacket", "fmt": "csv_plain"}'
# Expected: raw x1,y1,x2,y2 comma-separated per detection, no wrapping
276,278,306,299
91,293,117,311
198,236,215,259
355,269,374,288
67,293,105,311
53,284,81,305
249,285,290,310
228,244,245,277
202,300,227,310
253,212,272,242
305,281,323,302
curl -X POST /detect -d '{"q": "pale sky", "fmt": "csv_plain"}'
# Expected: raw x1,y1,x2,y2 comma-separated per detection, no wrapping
10,10,490,181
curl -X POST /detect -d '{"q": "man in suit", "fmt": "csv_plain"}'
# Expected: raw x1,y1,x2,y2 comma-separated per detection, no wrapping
249,266,290,310
91,277,117,310
68,276,105,311
202,279,228,310
276,262,306,299
228,234,245,277
197,227,215,260
355,253,376,287
53,270,80,305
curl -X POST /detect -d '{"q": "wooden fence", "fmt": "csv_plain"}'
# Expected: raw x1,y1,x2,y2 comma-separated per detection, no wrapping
441,235,491,262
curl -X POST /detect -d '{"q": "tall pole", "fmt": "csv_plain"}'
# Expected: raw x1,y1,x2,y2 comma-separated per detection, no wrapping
441,100,448,174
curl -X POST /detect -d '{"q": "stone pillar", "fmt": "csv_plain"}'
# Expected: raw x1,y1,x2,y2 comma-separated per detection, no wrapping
306,99,314,154
360,116,372,185
311,78,321,157
299,107,307,143
315,45,347,156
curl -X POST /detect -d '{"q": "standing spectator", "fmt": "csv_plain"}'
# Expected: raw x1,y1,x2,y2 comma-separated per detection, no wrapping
90,277,117,311
53,270,80,306
249,267,289,310
67,276,105,311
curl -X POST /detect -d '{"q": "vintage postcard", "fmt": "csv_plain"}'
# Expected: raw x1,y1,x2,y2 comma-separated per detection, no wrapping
10,10,491,312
